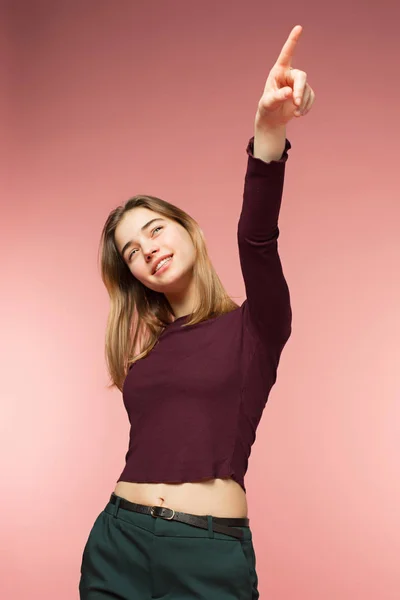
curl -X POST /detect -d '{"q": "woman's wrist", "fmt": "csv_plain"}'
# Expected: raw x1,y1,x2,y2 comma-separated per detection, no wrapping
253,115,287,163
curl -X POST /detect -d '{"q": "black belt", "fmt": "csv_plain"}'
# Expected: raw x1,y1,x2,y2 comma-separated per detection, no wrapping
109,493,249,540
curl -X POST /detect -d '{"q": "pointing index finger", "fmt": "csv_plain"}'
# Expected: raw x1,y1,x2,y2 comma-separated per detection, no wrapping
274,25,303,69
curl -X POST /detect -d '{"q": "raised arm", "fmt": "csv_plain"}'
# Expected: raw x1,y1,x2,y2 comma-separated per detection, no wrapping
237,130,292,353
237,24,315,358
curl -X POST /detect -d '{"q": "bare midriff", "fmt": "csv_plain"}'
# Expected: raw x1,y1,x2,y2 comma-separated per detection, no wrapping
113,477,248,518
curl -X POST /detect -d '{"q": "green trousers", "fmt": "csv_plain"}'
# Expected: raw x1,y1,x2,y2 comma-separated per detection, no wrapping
79,493,259,599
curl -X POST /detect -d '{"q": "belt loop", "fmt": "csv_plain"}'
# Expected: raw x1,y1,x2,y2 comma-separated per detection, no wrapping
113,495,121,518
207,515,214,539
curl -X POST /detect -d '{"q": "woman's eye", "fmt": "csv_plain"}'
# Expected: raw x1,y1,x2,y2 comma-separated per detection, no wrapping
128,226,163,261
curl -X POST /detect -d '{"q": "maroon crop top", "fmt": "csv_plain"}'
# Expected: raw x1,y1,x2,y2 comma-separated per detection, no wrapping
117,135,292,493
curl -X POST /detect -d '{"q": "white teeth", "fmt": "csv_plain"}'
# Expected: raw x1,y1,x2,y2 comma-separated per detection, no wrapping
155,256,172,272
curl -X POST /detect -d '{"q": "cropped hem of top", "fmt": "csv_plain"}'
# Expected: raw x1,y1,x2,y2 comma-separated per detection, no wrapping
117,135,292,495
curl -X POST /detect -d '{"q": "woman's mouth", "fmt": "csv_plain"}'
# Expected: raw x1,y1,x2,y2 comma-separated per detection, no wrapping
153,255,173,275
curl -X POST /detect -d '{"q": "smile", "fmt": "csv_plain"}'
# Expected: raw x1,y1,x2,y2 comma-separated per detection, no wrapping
153,255,173,275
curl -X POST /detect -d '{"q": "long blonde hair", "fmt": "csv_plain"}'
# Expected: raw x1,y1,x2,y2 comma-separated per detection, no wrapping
99,195,240,391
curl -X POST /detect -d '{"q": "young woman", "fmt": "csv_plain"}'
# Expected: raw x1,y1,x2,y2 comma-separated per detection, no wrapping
79,24,315,600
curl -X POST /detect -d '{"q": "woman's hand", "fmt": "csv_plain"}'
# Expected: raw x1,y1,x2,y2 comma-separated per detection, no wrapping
255,25,315,129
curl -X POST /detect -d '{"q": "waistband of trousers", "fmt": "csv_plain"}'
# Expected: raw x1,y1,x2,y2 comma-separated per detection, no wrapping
107,492,250,540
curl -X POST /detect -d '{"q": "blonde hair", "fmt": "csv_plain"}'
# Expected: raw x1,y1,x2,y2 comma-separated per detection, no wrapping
99,195,240,391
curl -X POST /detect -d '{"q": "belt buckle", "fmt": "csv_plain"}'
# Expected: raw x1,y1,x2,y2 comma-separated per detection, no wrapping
150,506,175,520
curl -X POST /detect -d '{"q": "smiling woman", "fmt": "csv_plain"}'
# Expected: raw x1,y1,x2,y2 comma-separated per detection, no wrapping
80,23,304,599
99,194,240,392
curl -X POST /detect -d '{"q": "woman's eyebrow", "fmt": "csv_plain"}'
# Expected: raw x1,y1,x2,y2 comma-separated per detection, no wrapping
120,218,166,258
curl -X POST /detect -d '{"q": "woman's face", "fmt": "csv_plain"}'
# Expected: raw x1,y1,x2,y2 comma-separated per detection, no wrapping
115,207,197,294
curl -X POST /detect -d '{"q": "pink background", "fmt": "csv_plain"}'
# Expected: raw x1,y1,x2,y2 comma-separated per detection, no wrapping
2,1,399,598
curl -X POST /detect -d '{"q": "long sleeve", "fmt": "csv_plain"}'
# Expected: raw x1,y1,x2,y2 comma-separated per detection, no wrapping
237,135,292,356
